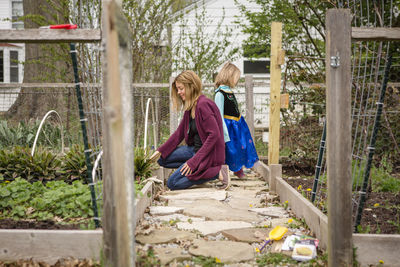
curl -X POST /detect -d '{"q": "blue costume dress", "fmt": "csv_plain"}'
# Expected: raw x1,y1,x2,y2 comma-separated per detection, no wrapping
215,85,259,172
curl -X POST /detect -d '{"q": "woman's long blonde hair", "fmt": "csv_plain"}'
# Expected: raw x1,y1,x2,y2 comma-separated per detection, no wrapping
171,70,202,112
214,62,241,88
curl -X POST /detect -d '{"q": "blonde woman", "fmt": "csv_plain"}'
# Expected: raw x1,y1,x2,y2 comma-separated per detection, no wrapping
150,70,225,190
214,62,259,179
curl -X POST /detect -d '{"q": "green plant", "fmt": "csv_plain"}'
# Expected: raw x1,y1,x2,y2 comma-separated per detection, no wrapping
136,248,161,267
371,156,400,193
356,224,371,234
0,146,63,183
256,253,297,266
134,147,154,182
62,144,87,183
192,256,224,267
0,178,99,221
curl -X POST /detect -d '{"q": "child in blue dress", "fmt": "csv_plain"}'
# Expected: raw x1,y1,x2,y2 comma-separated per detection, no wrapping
214,62,259,179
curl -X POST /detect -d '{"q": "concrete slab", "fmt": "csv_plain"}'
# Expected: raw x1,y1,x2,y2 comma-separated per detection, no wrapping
189,239,254,263
177,221,252,235
135,229,196,244
149,206,184,215
221,228,271,243
153,247,191,265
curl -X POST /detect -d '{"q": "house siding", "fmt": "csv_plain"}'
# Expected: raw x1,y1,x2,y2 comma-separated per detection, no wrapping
0,0,25,112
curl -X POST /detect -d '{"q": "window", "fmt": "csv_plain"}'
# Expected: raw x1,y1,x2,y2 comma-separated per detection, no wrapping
243,60,270,74
10,51,19,83
0,51,3,82
12,0,24,29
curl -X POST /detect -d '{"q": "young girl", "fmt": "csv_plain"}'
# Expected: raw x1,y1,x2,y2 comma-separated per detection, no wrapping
150,70,225,190
214,62,259,179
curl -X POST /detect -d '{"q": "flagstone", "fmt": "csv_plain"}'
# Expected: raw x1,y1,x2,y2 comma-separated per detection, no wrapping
152,214,205,223
135,228,196,244
160,188,227,201
176,221,252,235
153,247,191,265
221,228,271,243
249,207,289,218
149,206,184,215
188,239,254,263
172,199,260,222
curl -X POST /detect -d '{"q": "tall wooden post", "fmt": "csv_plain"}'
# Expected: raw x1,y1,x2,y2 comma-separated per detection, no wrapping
245,75,254,139
268,22,283,164
326,9,352,266
101,1,135,266
169,76,178,134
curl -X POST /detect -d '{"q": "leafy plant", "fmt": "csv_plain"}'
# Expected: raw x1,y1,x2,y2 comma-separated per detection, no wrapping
62,144,87,183
0,146,62,183
256,253,297,266
134,147,155,182
0,178,99,221
371,156,400,193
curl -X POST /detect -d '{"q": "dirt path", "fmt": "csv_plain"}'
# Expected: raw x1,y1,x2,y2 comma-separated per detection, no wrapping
135,169,312,266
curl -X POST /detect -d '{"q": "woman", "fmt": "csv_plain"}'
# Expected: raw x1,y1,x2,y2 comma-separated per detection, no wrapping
150,70,225,190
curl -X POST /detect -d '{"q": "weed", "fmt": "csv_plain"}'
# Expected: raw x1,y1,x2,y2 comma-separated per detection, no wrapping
192,256,223,267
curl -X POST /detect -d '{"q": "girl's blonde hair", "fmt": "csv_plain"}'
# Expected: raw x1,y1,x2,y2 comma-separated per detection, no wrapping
214,62,241,88
171,70,202,112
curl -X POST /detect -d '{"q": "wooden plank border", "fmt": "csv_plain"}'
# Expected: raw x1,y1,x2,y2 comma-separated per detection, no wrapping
352,27,400,41
0,29,101,43
254,164,400,266
0,179,156,264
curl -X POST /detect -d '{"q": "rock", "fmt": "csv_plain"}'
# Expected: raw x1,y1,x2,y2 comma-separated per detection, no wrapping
189,239,254,263
177,221,252,235
153,247,191,265
172,199,259,222
160,188,227,201
221,228,271,243
136,229,196,244
149,206,184,215
249,207,288,218
153,214,205,223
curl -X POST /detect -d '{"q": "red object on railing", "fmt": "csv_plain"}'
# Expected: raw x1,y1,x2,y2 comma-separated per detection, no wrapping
39,24,78,29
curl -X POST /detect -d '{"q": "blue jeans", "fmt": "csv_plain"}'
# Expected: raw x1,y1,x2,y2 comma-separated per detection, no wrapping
157,146,218,190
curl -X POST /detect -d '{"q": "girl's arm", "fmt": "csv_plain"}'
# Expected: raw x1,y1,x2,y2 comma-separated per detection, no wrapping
214,92,230,142
157,113,186,159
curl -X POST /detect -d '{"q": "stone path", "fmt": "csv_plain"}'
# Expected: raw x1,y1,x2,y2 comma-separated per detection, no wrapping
135,169,309,266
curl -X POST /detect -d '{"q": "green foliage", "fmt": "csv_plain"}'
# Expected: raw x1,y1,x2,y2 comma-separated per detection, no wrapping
136,248,161,267
134,147,155,182
0,120,79,150
0,178,98,221
0,146,62,183
256,253,297,266
62,144,87,183
192,256,224,267
174,0,239,81
371,157,400,193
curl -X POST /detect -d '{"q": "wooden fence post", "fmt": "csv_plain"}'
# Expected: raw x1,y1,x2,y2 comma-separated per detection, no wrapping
268,22,283,165
326,9,352,266
169,76,178,134
245,75,255,139
101,1,135,266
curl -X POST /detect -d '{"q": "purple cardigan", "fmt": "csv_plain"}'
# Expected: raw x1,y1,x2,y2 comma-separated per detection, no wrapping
158,95,225,180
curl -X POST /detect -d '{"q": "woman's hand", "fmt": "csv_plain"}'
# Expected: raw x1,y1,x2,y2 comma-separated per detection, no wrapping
180,163,193,176
149,151,161,162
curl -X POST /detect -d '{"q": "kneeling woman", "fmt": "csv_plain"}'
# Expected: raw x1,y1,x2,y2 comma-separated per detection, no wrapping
150,70,225,190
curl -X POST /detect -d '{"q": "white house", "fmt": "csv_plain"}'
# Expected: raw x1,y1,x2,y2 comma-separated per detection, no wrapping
0,0,24,112
172,0,271,128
